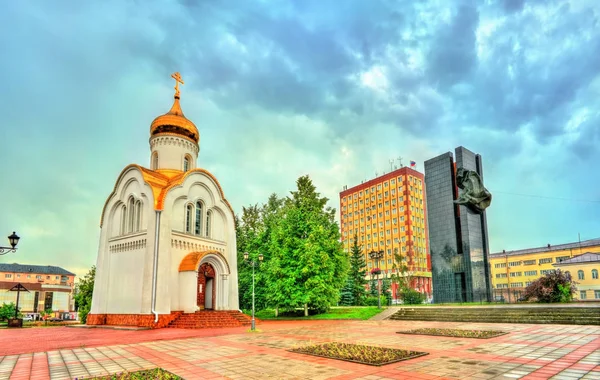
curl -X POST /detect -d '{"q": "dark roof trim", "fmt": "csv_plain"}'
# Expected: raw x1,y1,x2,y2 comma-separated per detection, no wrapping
0,263,75,276
491,238,600,258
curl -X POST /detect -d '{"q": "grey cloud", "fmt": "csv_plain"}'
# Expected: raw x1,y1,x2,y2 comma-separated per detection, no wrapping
426,5,480,88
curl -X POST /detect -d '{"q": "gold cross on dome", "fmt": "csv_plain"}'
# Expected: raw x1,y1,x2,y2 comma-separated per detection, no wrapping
171,72,184,97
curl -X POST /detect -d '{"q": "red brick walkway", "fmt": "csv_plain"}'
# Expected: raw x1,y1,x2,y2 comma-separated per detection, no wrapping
0,320,598,379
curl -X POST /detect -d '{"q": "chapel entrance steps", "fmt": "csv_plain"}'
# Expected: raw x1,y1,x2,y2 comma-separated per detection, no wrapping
387,306,600,325
167,310,255,329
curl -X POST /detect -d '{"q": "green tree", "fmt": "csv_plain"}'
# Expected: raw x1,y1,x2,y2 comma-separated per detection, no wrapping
381,277,392,306
368,278,379,297
347,235,368,305
338,279,355,306
523,269,576,303
74,266,95,323
236,194,284,311
390,249,423,304
0,302,18,321
266,175,349,315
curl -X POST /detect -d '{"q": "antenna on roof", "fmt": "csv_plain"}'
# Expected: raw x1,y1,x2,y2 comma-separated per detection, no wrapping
389,159,394,172
397,156,403,168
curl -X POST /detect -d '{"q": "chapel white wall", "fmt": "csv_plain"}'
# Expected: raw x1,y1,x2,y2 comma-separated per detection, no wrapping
150,135,198,171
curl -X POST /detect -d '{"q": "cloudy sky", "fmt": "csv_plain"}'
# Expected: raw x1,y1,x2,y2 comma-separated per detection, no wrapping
1,0,599,278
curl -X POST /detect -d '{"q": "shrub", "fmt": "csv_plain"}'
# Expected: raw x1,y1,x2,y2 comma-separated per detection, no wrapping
522,269,576,303
364,296,386,306
400,289,425,305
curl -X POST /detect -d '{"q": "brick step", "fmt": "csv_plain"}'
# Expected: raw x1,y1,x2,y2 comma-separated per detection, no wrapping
167,310,255,329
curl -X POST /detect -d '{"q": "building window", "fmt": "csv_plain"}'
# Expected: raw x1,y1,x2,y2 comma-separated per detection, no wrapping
578,270,585,280
134,200,142,231
539,258,553,264
496,284,508,289
510,272,522,277
195,201,203,235
128,197,135,232
152,152,159,169
510,282,523,288
509,261,521,267
185,204,193,233
523,260,536,265
205,210,212,237
120,205,127,235
4,274,12,278
580,291,587,300
524,270,538,276
592,269,598,279
595,290,600,299
183,155,191,171
555,256,570,263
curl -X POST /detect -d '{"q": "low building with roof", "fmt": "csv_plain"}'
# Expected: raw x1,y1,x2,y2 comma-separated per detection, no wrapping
553,252,600,301
489,238,600,302
0,263,76,315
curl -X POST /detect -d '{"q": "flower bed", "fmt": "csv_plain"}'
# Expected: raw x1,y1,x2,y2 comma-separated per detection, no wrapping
398,328,508,339
79,368,182,379
289,342,428,366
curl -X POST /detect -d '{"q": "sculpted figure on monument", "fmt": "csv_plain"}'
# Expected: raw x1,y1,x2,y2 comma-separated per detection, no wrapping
454,167,492,213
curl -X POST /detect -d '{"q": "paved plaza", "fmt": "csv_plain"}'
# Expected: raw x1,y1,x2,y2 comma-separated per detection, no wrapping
0,320,598,380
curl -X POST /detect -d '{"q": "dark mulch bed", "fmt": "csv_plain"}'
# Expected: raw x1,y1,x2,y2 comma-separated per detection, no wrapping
397,328,508,339
79,368,182,379
289,342,428,366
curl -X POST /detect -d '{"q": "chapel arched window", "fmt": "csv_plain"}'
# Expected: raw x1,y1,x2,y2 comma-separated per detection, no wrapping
152,152,159,170
128,197,135,233
195,201,203,235
206,210,212,238
185,204,193,233
135,200,142,231
120,205,127,235
184,156,190,172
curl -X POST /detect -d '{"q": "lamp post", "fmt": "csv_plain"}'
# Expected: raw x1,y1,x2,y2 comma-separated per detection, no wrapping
243,251,263,331
0,232,20,255
369,250,384,309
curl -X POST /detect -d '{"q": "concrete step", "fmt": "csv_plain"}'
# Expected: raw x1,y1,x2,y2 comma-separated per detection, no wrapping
387,307,600,325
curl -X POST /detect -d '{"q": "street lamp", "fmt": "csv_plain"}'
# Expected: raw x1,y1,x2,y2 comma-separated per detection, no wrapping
243,251,263,331
0,232,20,255
369,250,384,309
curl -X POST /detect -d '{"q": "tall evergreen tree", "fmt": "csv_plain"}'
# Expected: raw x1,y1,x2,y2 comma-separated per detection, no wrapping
236,204,262,310
338,279,355,306
348,234,368,305
266,175,349,314
236,195,284,311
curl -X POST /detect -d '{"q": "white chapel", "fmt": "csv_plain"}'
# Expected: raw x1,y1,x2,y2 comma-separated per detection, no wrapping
88,73,240,328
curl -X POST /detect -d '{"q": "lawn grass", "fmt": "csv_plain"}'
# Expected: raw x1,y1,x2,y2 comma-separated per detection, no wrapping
290,342,428,366
248,306,384,320
80,368,181,379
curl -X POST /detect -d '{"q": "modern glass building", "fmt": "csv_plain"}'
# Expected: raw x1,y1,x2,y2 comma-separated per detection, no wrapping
424,146,492,303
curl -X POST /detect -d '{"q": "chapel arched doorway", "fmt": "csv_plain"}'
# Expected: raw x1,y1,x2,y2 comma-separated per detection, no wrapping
197,263,216,310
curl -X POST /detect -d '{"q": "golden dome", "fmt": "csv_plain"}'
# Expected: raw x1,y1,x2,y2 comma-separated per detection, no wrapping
150,72,199,144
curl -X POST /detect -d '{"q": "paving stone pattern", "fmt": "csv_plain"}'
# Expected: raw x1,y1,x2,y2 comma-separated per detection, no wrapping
0,320,598,379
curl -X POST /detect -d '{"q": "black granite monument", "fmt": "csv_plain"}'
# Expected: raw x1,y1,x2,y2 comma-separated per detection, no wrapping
424,147,492,303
